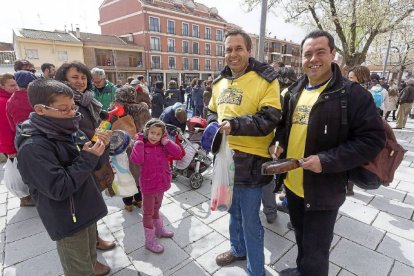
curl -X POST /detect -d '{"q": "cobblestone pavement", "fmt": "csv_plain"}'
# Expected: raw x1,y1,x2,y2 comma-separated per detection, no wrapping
1,118,413,276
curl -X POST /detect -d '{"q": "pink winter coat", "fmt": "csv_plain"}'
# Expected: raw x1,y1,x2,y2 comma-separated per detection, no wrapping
0,88,16,155
130,137,181,194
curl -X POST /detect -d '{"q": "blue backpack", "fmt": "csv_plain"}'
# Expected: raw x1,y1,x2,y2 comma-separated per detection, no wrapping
371,89,383,108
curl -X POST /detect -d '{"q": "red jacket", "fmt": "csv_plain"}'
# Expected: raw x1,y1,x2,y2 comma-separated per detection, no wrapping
6,89,33,142
0,88,16,154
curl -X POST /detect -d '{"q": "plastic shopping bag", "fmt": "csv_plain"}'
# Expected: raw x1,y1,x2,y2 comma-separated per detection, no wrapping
210,134,234,211
107,151,138,197
3,158,30,198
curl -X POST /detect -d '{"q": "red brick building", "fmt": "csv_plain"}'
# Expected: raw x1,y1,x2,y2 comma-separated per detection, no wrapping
99,0,227,87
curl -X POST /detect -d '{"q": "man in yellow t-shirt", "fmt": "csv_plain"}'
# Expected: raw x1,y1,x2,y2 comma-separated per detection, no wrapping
270,31,385,276
208,29,282,276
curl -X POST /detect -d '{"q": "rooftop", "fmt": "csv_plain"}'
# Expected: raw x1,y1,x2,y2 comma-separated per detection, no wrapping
14,29,82,44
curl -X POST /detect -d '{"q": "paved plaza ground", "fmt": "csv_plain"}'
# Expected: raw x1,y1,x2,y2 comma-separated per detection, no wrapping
0,118,413,276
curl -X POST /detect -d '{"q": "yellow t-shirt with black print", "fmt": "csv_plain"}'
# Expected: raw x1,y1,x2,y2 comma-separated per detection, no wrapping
208,71,281,158
284,82,330,197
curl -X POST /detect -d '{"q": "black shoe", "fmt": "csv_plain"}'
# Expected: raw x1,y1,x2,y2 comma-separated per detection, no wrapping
280,267,301,276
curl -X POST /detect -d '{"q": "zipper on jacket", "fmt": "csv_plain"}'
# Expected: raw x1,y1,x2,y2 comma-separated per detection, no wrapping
70,196,77,223
324,125,327,134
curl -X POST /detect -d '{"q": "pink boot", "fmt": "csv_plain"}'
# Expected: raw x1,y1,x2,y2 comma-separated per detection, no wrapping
154,218,174,238
144,227,164,253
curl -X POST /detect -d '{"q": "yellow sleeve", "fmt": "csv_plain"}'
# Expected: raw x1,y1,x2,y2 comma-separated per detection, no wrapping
208,83,219,113
259,79,281,110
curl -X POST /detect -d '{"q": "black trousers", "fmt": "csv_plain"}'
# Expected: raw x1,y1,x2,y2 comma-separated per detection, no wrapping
286,188,338,276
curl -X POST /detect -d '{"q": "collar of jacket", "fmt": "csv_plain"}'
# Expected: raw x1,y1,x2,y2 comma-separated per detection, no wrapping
288,63,345,97
213,57,279,84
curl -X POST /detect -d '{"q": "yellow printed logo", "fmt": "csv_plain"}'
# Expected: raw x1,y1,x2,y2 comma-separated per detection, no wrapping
217,88,243,106
292,105,312,125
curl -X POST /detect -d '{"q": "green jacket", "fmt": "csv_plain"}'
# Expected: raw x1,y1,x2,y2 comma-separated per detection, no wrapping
93,80,116,110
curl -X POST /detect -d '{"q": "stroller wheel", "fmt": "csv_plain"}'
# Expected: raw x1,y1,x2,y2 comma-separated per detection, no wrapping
172,167,178,178
189,172,203,189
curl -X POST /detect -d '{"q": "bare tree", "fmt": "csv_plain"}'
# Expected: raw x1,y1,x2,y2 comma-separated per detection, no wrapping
242,0,414,67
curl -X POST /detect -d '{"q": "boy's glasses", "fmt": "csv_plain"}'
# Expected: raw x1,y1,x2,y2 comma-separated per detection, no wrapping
39,104,79,114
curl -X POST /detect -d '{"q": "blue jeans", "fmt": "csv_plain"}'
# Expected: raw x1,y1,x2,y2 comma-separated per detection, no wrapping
229,185,264,276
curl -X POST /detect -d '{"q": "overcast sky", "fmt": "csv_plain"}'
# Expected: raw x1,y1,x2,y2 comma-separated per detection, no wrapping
0,0,308,44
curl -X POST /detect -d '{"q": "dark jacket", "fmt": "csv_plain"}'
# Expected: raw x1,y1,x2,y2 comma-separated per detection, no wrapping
151,88,164,118
77,105,100,139
192,85,204,107
164,88,180,107
15,121,108,241
399,84,414,104
160,105,186,135
274,63,385,210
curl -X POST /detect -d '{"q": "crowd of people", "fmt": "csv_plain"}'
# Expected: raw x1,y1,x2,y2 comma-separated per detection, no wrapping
0,28,413,276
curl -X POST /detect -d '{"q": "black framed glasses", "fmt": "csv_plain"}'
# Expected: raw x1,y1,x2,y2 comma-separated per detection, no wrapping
38,104,79,114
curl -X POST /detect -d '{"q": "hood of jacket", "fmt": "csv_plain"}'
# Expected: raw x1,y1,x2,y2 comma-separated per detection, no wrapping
214,57,279,84
371,85,384,93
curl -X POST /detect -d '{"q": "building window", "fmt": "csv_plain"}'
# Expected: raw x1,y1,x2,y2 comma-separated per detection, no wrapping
193,59,199,70
205,27,211,40
168,57,176,69
167,20,175,34
192,25,199,38
217,59,223,71
216,29,223,41
150,37,161,51
25,49,39,59
182,22,189,36
129,55,137,67
182,41,189,53
149,17,160,32
192,42,199,54
183,57,189,70
151,56,161,69
205,59,211,71
216,44,223,56
205,43,211,55
57,51,68,62
168,39,175,52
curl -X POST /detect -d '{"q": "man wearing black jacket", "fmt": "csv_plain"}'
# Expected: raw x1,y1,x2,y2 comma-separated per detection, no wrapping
207,29,282,276
271,31,385,276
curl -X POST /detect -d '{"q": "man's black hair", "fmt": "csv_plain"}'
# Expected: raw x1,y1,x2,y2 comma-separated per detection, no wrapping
41,63,55,73
28,79,74,107
301,30,335,52
155,81,164,89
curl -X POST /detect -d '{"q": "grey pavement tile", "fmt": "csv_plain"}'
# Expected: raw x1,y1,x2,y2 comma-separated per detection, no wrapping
334,216,385,250
112,265,144,275
397,181,414,194
5,216,46,243
339,200,379,224
283,230,295,242
0,203,6,217
184,231,226,259
337,269,356,276
345,190,374,205
4,231,55,266
0,216,5,233
369,196,414,219
208,213,230,239
395,171,414,183
6,205,39,224
170,190,209,210
401,160,412,167
98,244,134,275
390,261,414,276
372,212,414,241
0,184,8,194
195,240,232,274
113,221,144,254
103,196,126,215
6,197,20,211
330,239,393,276
102,208,143,233
366,185,407,202
165,181,192,197
272,245,296,272
0,193,7,204
214,264,247,276
171,216,213,248
260,211,291,236
159,201,191,224
129,238,189,276
3,249,63,276
377,233,414,267
172,261,210,276
404,193,414,205
187,201,227,225
194,179,212,197
264,229,294,265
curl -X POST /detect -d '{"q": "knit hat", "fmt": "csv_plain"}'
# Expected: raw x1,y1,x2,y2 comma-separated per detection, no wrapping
130,79,140,86
115,85,136,104
15,71,37,88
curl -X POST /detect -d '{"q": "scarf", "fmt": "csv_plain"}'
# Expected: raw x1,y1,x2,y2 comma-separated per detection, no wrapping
29,112,82,136
73,89,102,122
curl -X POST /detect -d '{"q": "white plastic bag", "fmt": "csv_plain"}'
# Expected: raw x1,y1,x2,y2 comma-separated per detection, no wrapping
3,158,30,198
108,152,138,197
210,134,234,211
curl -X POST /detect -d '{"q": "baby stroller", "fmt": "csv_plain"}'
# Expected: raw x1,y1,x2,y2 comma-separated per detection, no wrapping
166,119,212,189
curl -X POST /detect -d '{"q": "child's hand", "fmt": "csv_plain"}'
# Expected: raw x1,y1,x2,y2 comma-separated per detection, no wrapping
161,132,169,145
83,141,106,157
135,132,144,141
95,130,112,147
